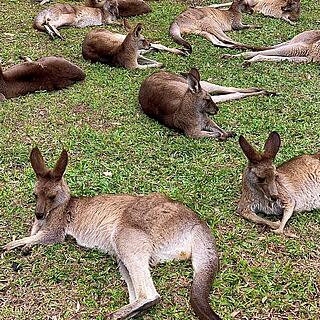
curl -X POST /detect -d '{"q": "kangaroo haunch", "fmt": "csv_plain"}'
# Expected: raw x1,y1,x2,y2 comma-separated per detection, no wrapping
0,57,85,101
238,131,320,237
3,148,222,320
139,68,271,140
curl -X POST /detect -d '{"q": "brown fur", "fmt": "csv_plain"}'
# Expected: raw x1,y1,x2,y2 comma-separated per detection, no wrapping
0,57,85,101
238,132,320,236
33,1,119,39
3,147,221,320
86,0,152,17
169,0,264,53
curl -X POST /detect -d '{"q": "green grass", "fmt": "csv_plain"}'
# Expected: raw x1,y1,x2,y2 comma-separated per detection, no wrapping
0,0,320,319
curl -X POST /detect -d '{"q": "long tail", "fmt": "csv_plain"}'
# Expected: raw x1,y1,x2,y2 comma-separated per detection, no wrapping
191,224,221,320
169,22,192,54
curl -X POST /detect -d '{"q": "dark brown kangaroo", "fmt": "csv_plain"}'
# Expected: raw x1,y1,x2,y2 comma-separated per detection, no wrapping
0,57,85,101
3,148,221,320
139,68,271,140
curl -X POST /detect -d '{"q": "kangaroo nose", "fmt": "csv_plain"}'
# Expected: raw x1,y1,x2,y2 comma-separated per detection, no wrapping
270,195,277,201
36,212,45,220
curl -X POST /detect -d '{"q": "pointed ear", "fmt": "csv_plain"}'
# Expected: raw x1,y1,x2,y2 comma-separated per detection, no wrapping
239,135,262,163
52,149,68,179
30,147,48,177
263,131,281,160
187,68,201,93
133,23,142,38
123,18,132,32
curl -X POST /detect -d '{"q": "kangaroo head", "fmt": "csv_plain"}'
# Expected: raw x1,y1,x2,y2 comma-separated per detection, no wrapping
103,0,119,18
230,0,253,14
86,0,106,8
130,23,150,51
239,132,281,200
30,147,70,220
281,0,301,22
186,68,218,115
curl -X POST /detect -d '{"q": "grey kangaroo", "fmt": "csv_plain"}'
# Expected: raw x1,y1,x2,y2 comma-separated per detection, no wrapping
0,57,85,101
3,148,222,320
238,131,320,237
139,68,271,140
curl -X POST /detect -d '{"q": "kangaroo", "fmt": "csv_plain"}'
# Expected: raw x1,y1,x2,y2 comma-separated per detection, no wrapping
238,131,320,237
3,147,222,320
0,57,85,101
33,0,119,39
169,0,263,53
206,0,301,25
82,23,188,69
223,30,320,65
139,68,271,140
86,0,151,17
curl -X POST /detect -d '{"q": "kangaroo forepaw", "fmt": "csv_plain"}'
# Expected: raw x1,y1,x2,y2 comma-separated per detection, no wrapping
218,131,236,141
222,54,234,59
242,61,252,68
272,228,298,238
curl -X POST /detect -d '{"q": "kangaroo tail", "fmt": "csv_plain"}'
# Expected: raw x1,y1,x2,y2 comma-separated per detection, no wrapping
169,22,192,54
191,224,221,320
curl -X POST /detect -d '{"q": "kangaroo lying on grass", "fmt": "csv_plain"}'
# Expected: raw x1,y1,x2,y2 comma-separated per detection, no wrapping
3,147,222,320
139,68,271,140
86,0,151,17
0,57,85,101
170,0,263,53
208,0,301,25
238,131,320,237
82,23,188,69
223,30,320,65
33,0,119,39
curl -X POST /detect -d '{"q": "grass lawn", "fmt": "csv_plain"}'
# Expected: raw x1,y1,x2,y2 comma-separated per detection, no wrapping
0,0,319,319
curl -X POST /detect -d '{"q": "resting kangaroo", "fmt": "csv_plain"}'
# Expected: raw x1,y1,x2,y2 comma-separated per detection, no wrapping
3,148,222,320
170,0,263,53
0,57,85,101
208,0,301,25
223,30,320,65
33,0,119,39
238,131,320,236
86,0,151,17
139,68,270,140
82,23,187,69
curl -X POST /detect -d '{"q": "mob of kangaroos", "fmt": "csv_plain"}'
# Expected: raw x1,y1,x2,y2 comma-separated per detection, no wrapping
223,30,320,65
3,147,222,320
82,23,187,69
139,68,272,140
170,0,263,53
33,0,120,39
238,131,320,237
208,0,301,25
0,57,85,101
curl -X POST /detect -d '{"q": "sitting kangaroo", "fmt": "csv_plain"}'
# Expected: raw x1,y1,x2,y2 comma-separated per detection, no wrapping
170,0,263,53
207,0,301,25
0,57,85,101
139,68,270,140
82,23,187,69
33,0,119,39
238,131,320,236
3,147,222,320
86,0,151,17
223,30,320,65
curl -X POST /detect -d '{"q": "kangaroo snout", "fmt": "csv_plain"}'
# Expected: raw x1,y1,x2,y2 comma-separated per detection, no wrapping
35,211,45,220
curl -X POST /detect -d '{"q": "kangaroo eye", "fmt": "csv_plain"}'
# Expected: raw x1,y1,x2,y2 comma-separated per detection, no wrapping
257,177,266,183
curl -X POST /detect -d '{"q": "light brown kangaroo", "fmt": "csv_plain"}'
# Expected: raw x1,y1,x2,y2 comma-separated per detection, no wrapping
207,0,301,25
33,0,119,39
86,0,151,17
169,0,263,53
0,57,85,101
82,23,187,69
223,30,320,65
3,148,222,320
238,131,320,237
139,68,271,140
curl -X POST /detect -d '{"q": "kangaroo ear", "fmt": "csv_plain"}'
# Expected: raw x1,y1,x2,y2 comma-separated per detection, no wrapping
123,18,132,31
263,131,281,160
239,135,262,163
133,23,142,37
52,149,68,179
30,147,48,178
187,68,201,93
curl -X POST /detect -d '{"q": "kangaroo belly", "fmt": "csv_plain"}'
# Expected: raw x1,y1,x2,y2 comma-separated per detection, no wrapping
293,183,320,212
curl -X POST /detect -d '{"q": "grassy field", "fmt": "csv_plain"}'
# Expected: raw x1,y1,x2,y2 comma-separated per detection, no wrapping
0,0,319,319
